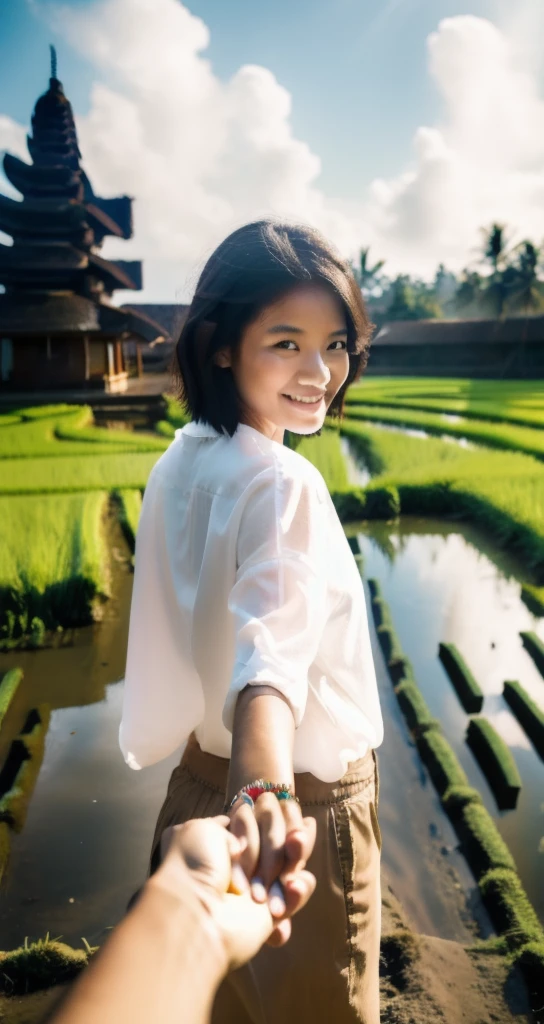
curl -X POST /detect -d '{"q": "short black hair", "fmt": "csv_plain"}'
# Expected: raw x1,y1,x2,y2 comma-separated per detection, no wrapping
171,219,374,438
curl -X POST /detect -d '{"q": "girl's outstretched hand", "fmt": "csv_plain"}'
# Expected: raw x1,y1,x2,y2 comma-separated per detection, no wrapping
227,793,317,935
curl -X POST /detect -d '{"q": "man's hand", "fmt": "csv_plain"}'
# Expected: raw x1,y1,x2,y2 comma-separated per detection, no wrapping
149,816,316,970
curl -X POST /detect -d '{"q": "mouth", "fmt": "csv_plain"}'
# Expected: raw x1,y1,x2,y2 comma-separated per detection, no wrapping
281,393,326,408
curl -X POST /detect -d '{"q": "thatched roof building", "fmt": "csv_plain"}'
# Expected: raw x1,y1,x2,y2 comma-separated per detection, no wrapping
367,315,544,378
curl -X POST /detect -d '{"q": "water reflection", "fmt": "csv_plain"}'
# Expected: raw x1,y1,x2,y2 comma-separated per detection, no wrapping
339,436,371,487
0,440,543,952
356,515,544,924
0,532,182,950
358,418,476,449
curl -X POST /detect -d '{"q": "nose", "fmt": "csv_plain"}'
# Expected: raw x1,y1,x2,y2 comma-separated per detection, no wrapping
297,351,331,387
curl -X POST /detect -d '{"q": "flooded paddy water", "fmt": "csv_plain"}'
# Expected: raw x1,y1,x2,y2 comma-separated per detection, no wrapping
0,513,181,950
0,430,542,954
342,434,544,933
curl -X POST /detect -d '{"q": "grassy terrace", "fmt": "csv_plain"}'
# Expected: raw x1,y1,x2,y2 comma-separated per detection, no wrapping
345,378,544,460
0,492,111,649
0,403,175,648
1,379,544,647
331,420,544,581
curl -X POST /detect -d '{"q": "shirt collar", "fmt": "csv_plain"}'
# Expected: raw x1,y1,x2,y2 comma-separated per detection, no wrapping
177,419,285,450
178,420,224,438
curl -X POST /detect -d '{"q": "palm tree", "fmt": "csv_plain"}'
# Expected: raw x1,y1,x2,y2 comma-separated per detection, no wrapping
352,247,386,296
504,241,544,315
480,222,511,274
478,222,516,317
453,269,485,316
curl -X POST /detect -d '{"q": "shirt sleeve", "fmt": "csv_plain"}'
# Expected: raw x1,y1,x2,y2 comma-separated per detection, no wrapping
222,460,329,732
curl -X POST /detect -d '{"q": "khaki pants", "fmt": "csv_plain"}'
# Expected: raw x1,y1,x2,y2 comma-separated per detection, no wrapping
148,734,382,1024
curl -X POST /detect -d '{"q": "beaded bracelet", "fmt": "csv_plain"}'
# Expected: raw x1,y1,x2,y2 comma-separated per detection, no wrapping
225,778,300,814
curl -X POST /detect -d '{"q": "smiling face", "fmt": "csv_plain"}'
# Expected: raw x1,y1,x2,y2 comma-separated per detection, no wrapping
213,282,350,444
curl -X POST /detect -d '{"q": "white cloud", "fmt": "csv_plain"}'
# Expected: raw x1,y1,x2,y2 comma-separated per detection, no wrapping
360,15,544,278
1,2,543,299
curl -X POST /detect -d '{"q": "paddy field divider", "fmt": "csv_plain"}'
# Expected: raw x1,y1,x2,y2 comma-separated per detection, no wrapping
366,577,544,1000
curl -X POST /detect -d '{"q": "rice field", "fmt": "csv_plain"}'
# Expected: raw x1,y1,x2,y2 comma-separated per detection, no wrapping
0,452,163,495
0,405,168,459
1,382,544,646
343,403,544,461
0,402,174,645
0,492,110,649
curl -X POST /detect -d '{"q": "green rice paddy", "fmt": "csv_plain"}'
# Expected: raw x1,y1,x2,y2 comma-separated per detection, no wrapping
2,379,544,1002
1,378,543,647
0,492,110,648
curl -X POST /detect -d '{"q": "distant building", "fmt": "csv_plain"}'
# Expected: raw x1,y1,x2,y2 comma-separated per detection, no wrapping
119,303,189,371
366,315,544,379
0,47,165,393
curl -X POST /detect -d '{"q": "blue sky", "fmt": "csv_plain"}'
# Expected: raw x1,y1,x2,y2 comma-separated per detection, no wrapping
0,0,542,301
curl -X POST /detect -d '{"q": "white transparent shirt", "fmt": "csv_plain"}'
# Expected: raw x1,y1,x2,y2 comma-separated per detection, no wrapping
119,419,384,782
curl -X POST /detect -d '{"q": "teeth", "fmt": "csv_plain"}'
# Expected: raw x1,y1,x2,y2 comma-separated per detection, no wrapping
284,394,323,404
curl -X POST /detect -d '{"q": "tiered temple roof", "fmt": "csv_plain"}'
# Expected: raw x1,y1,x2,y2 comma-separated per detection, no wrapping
0,47,162,345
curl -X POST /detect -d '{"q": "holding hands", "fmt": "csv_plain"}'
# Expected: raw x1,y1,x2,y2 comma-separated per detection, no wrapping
227,783,316,944
48,813,316,1024
152,810,316,967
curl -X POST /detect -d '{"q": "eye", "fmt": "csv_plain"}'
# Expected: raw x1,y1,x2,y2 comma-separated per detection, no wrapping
274,340,348,350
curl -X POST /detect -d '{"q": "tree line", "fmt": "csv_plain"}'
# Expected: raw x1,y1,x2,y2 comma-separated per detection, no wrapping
350,223,544,323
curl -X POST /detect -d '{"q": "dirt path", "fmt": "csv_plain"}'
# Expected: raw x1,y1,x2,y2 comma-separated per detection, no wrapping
379,864,536,1024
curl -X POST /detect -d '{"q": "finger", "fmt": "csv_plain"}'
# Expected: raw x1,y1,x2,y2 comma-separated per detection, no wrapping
209,814,232,829
267,879,286,918
281,817,317,881
278,801,307,870
228,803,260,878
253,793,286,893
265,918,292,948
281,870,316,917
225,830,248,859
227,861,251,895
280,797,305,837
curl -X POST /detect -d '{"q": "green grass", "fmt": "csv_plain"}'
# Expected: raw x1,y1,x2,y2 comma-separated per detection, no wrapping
334,417,544,577
0,492,109,596
162,394,190,428
0,401,178,645
0,407,89,458
347,377,544,431
0,405,169,459
1,384,543,652
115,489,142,550
55,416,167,452
521,584,544,617
293,429,350,491
0,452,163,495
347,396,544,431
0,669,23,731
0,492,110,647
0,935,93,995
349,377,544,405
343,402,544,462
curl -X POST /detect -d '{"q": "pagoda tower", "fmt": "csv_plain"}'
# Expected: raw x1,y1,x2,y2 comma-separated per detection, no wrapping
0,47,163,393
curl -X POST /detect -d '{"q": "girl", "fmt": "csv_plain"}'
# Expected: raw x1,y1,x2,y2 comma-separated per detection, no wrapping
119,219,384,1023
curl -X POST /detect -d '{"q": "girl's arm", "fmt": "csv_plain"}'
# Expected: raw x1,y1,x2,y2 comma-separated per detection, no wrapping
225,468,326,902
226,685,315,911
226,684,296,801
